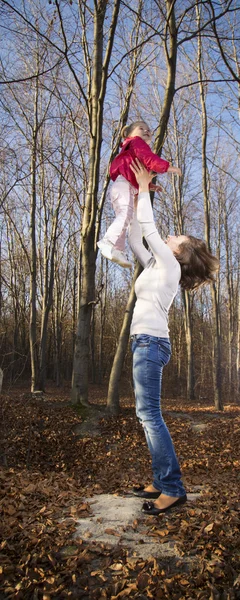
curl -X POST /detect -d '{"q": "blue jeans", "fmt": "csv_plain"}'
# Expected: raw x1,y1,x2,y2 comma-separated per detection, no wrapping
131,334,186,498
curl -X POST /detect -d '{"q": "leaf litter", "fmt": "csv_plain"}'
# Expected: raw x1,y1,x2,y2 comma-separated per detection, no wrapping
0,386,240,599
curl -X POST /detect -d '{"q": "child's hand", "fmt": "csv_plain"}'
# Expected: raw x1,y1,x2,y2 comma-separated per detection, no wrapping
167,166,182,177
149,183,162,193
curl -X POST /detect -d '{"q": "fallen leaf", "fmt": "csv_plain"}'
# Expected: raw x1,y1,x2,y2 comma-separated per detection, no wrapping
204,523,214,533
104,528,121,536
109,562,123,571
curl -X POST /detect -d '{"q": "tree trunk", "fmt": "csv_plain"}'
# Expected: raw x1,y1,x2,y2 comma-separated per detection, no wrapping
183,290,195,400
107,265,141,414
223,201,234,398
71,243,96,406
197,4,223,410
98,257,108,385
107,0,178,409
171,101,195,402
211,281,222,409
71,0,121,406
29,85,39,392
154,0,177,154
38,191,62,390
237,292,240,400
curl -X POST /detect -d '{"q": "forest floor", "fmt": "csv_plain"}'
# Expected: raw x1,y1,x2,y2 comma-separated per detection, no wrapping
0,383,240,600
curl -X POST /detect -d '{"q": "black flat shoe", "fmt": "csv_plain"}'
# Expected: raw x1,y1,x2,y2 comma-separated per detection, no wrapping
132,485,161,499
142,495,187,515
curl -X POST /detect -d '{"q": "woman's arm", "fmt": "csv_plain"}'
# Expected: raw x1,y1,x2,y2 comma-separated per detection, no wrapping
130,160,179,268
136,192,177,268
128,210,152,268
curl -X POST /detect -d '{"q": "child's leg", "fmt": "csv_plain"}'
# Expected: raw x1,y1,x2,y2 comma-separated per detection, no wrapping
105,178,135,252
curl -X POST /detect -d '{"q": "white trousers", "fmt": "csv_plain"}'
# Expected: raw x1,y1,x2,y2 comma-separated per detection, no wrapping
105,176,137,251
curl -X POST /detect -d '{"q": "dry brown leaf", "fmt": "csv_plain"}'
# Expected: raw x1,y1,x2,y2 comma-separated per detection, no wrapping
46,576,55,584
78,502,89,511
109,562,123,571
1,389,240,600
5,505,16,515
112,583,137,598
24,484,37,493
150,528,169,537
179,578,189,585
204,523,214,533
132,519,138,530
104,528,121,536
136,572,149,590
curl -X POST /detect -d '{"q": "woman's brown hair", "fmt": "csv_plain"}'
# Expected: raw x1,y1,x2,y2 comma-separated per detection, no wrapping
175,236,219,291
121,121,148,139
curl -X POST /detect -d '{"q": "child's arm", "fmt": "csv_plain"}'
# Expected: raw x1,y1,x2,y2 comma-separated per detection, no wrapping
149,183,162,192
130,137,181,177
167,165,182,176
131,137,169,173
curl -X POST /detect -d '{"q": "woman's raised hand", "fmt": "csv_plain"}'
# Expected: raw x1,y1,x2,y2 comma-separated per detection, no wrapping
130,158,154,191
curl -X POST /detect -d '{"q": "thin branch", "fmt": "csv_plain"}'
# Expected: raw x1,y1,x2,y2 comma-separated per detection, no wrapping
0,58,63,85
177,0,236,47
208,0,240,83
175,76,237,93
0,0,89,109
107,31,158,78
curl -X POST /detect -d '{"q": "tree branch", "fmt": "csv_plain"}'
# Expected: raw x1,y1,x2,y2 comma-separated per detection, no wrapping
0,58,63,84
208,0,240,83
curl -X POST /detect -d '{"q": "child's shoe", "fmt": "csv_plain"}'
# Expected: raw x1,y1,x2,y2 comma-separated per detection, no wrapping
97,239,131,268
111,248,131,268
97,238,114,260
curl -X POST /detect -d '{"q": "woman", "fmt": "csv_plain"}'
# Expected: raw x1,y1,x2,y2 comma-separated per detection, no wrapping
128,159,219,515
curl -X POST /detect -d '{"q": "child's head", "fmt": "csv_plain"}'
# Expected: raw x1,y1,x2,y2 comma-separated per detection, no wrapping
121,121,152,145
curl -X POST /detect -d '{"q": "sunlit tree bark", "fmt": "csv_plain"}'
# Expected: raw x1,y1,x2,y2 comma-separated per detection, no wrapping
71,0,122,406
29,75,39,391
196,4,223,410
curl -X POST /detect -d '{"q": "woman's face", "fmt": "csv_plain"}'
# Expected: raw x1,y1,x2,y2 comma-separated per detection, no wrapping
165,235,189,253
130,122,152,145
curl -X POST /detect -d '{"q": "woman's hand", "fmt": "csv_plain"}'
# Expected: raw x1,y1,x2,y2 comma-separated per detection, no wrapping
130,158,154,192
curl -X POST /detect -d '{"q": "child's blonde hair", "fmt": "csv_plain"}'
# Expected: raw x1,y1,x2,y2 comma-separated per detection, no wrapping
121,120,148,139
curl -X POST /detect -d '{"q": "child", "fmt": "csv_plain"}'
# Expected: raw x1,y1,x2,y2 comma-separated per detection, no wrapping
98,120,181,268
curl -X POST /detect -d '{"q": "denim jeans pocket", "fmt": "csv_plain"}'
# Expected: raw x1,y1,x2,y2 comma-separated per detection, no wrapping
132,334,150,348
157,339,171,365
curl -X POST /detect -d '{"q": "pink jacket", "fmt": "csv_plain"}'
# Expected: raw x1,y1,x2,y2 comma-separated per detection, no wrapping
109,136,170,189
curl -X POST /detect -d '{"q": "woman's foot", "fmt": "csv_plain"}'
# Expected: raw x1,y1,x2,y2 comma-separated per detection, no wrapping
154,493,183,510
142,493,187,515
132,484,161,499
144,484,159,493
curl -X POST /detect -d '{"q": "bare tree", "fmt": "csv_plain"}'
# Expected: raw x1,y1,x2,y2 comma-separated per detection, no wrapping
196,3,223,410
236,258,240,397
0,0,239,408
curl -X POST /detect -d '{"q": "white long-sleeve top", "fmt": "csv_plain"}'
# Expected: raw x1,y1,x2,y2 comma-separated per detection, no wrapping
129,192,181,338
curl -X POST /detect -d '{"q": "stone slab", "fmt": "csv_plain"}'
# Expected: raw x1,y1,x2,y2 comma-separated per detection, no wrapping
75,492,201,560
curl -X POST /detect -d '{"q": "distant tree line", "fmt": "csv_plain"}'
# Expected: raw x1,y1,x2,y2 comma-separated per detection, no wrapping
0,0,239,411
